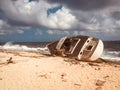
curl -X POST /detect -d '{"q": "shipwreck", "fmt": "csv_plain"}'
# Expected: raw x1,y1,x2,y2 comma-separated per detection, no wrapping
47,35,104,61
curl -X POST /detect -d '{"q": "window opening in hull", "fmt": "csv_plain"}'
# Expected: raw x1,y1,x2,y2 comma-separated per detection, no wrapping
87,45,93,51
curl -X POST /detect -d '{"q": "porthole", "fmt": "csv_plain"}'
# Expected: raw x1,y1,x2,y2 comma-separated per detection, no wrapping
87,40,89,43
80,52,82,55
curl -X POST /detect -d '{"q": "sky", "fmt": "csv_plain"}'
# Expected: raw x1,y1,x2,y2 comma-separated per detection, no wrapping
0,0,120,42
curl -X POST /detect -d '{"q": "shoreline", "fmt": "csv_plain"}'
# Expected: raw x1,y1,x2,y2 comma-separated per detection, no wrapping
0,49,120,65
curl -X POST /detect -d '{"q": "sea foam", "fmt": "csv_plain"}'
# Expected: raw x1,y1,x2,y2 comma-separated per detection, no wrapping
102,50,120,61
0,42,49,53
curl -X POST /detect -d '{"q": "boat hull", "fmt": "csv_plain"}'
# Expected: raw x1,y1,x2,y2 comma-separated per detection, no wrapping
47,35,104,61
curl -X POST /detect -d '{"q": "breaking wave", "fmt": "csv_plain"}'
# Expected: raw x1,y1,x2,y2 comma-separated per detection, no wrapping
0,42,120,62
102,50,120,62
0,42,49,54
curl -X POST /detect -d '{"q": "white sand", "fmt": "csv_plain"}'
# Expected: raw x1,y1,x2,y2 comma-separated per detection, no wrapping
0,50,120,90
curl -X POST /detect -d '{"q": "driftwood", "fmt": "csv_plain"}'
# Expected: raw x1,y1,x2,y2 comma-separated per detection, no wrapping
6,57,13,64
0,57,14,65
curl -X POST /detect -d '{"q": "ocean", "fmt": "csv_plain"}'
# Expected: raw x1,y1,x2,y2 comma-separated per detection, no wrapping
0,41,120,62
102,41,120,62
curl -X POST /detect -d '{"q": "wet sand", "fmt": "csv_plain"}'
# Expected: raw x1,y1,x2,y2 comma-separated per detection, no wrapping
0,50,120,90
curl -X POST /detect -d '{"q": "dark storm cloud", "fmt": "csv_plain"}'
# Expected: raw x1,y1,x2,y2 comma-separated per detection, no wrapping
0,12,5,19
111,11,120,20
48,0,118,11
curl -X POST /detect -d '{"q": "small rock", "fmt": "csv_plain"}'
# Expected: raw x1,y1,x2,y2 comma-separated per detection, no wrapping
62,79,67,82
61,72,67,79
103,75,109,79
74,83,81,86
0,78,3,80
95,68,101,70
96,79,106,86
114,65,117,67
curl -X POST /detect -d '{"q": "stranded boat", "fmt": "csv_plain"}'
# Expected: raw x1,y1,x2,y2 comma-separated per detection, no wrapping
47,35,104,61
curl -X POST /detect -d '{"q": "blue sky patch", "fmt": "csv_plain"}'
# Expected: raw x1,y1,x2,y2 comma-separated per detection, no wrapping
47,5,62,16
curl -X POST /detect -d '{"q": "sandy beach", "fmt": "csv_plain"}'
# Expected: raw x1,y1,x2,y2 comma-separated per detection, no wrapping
0,50,120,90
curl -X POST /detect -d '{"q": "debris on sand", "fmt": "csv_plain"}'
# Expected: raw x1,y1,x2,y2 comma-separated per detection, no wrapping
0,57,14,66
61,72,67,82
61,72,67,79
74,83,81,86
88,62,100,66
6,57,13,64
37,72,51,79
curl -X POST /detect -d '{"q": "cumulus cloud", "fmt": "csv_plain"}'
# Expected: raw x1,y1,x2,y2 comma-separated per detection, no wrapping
40,7,77,29
48,0,120,32
0,0,77,30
